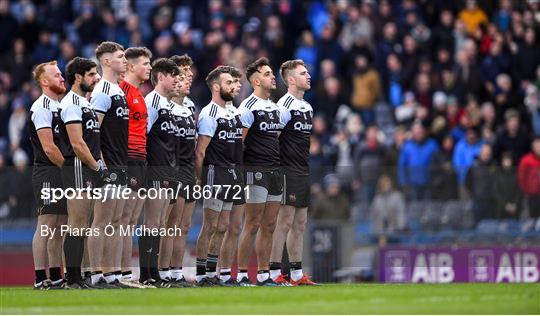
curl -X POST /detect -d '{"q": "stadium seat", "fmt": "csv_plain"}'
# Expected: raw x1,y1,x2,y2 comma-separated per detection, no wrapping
476,219,500,234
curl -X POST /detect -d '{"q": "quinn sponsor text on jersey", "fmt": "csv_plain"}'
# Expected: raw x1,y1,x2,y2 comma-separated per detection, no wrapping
91,79,129,166
171,99,196,166
120,80,147,161
58,91,101,160
29,94,64,166
145,90,176,170
277,93,313,175
197,102,237,167
238,94,282,167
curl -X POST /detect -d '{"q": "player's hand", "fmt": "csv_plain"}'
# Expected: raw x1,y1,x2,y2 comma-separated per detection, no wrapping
95,159,113,185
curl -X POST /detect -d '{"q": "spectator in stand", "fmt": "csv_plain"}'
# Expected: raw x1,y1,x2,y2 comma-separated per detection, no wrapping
0,0,19,54
8,97,27,153
350,52,381,125
518,137,540,219
414,72,433,108
494,152,522,219
8,148,33,218
338,5,374,52
450,109,472,143
353,125,386,203
311,174,351,221
524,84,540,136
370,174,406,235
453,126,484,185
3,38,32,91
375,22,399,75
466,143,497,224
398,122,439,200
395,91,417,127
432,10,455,53
315,76,344,129
385,125,407,184
480,101,497,143
458,0,488,35
493,110,531,163
512,28,540,86
309,136,332,195
431,135,458,201
454,48,482,99
401,35,420,91
493,73,528,127
384,53,404,108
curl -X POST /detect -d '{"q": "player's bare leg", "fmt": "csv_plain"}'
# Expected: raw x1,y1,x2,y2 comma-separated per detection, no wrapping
170,200,195,284
255,201,280,281
195,209,220,283
237,203,264,283
206,210,230,280
219,204,244,283
270,205,295,282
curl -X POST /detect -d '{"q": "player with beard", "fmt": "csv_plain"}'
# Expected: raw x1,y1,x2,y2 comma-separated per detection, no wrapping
59,57,111,289
89,42,129,288
270,60,317,286
194,66,239,286
237,58,283,286
139,58,179,287
29,61,68,290
203,66,244,286
156,56,197,287
203,66,245,286
118,47,152,287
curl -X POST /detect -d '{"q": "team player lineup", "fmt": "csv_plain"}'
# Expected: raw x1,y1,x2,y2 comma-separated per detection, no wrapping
30,40,317,289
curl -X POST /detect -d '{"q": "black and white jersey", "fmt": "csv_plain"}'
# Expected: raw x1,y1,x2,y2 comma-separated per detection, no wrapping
278,93,313,175
198,102,237,167
145,90,176,167
29,95,64,166
58,91,101,160
226,101,243,165
184,96,196,114
171,99,196,166
90,79,129,167
238,94,282,167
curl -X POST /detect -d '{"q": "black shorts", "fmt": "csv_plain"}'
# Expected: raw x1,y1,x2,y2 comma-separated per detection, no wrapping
176,164,196,203
127,159,146,190
108,166,128,186
282,173,310,208
32,165,67,215
245,167,283,196
61,157,98,189
147,178,178,202
202,164,243,203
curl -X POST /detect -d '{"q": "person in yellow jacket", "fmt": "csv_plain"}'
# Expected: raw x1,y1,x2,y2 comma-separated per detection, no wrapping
458,0,488,35
350,53,381,125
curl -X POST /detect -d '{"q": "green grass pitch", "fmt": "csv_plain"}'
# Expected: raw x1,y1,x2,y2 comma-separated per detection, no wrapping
1,283,538,314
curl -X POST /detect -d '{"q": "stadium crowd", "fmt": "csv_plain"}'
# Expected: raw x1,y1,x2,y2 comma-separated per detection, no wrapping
1,0,540,230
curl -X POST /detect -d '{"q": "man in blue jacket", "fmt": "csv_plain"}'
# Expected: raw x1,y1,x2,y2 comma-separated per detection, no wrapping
398,122,439,200
453,126,484,185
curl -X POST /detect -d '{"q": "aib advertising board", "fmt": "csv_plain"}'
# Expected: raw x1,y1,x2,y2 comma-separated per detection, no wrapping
378,246,540,283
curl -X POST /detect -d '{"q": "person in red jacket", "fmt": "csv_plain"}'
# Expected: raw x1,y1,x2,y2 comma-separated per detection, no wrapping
518,137,540,218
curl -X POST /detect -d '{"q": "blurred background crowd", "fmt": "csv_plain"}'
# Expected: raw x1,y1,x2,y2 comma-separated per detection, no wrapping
1,0,540,244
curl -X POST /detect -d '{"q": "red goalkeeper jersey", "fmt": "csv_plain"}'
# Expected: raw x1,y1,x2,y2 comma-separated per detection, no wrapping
119,80,147,160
